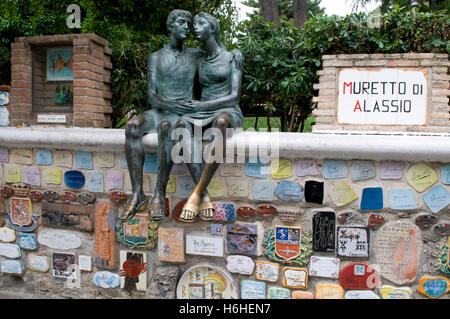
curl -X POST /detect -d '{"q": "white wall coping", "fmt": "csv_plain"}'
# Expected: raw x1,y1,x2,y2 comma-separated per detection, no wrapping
0,127,449,163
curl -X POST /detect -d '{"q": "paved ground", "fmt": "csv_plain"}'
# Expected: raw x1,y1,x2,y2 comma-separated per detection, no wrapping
0,290,41,299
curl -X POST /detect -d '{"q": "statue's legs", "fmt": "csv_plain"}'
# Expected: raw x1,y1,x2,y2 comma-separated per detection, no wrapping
121,114,150,221
149,120,173,220
180,113,232,222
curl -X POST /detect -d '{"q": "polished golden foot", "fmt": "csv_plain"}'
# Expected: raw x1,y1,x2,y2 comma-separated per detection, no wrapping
179,200,199,223
199,201,215,221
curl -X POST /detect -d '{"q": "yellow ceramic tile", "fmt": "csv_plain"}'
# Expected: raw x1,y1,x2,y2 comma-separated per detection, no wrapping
6,166,21,183
380,285,412,299
329,181,358,207
271,159,292,179
44,169,62,185
315,284,344,299
207,178,225,198
166,175,176,193
96,152,115,168
406,162,438,193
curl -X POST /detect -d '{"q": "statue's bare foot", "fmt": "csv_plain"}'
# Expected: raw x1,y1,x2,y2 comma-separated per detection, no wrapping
199,194,215,221
149,196,166,221
180,194,200,223
120,192,148,222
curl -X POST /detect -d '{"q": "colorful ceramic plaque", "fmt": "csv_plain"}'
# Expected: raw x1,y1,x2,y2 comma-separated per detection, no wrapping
282,267,308,289
119,251,147,292
295,159,319,177
226,255,255,275
75,151,93,170
275,226,301,261
433,236,449,275
329,181,358,207
226,179,249,198
338,212,358,226
23,167,41,186
94,201,116,269
207,178,225,198
18,233,37,250
41,200,94,231
214,202,235,221
417,276,450,299
255,261,279,282
339,263,379,290
0,243,21,258
37,229,82,250
360,187,383,210
241,280,266,299
406,162,438,192
415,214,438,231
380,161,404,180
0,91,9,105
292,291,314,299
35,150,52,165
211,223,223,236
10,197,32,227
1,260,23,275
315,284,344,299
116,213,157,249
312,211,335,252
309,256,340,278
268,287,290,299
264,228,312,266
253,181,275,201
158,227,185,263
336,226,370,258
186,234,224,257
388,189,417,210
322,160,347,179
47,47,73,81
26,254,50,273
52,252,76,279
380,285,412,299
271,159,292,179
368,213,386,230
344,290,380,299
275,181,303,201
93,271,120,288
0,227,15,243
351,160,376,180
304,180,324,204
177,265,238,299
78,255,92,272
226,224,257,255
86,171,104,193
423,185,450,213
375,221,422,285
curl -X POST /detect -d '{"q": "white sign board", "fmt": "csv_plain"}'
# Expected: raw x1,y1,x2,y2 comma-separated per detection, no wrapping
37,114,67,123
337,68,428,125
185,234,223,257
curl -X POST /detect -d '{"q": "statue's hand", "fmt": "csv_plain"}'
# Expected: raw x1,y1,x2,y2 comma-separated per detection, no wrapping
231,49,244,70
176,101,197,113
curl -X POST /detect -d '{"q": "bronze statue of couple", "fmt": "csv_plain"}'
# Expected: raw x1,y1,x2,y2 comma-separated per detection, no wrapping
121,10,243,223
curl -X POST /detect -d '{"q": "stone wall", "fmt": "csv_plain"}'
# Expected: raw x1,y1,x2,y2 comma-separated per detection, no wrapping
312,53,449,133
0,127,448,299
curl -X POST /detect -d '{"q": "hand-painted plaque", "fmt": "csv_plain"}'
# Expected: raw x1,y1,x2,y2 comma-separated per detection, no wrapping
304,180,324,204
292,291,314,299
423,185,450,213
47,47,73,81
211,223,223,236
64,170,85,189
35,150,52,165
282,267,308,289
87,171,104,193
52,252,76,279
339,263,379,290
351,160,376,180
119,251,147,293
1,260,23,275
213,202,235,221
275,226,301,261
226,224,257,255
10,197,32,227
158,227,185,263
78,255,92,272
75,151,93,170
336,226,370,258
226,255,255,275
268,287,290,299
0,91,9,105
177,265,238,299
11,149,33,165
186,234,224,257
23,167,41,186
241,280,266,299
415,214,438,231
344,290,380,299
380,161,404,180
271,159,292,179
375,221,422,285
18,233,37,250
256,204,277,219
93,271,120,288
44,190,59,202
0,243,21,258
329,181,358,207
295,159,319,177
226,179,249,198
278,210,300,223
433,223,450,237
312,211,335,252
106,171,124,190
275,181,303,201
406,162,438,193
42,200,94,231
26,254,50,273
360,187,383,210
116,213,158,249
380,285,412,299
207,178,225,198
94,201,116,269
254,261,279,282
0,227,15,243
59,191,77,203
433,236,450,275
309,256,340,278
253,181,275,201
315,284,344,299
322,160,347,179
388,189,417,210
95,152,115,168
417,276,450,299
368,213,385,230
38,229,82,250
264,228,312,266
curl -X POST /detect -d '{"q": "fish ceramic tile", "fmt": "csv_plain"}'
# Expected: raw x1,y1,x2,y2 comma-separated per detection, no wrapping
29,190,44,203
336,226,370,258
75,151,93,170
380,285,413,299
237,207,257,219
322,160,347,179
157,227,185,263
0,186,13,198
312,211,335,252
226,255,255,275
35,150,52,165
295,159,319,177
388,189,417,210
380,161,405,180
59,191,77,203
254,261,279,282
375,221,422,285
406,162,438,193
351,160,376,180
268,287,290,299
309,256,340,279
226,224,257,255
329,181,358,207
339,263,379,290
77,192,96,205
282,267,308,289
275,181,303,201
44,190,58,202
360,187,383,211
423,185,450,213
315,284,344,299
241,280,266,299
417,276,450,299
256,204,277,219
304,180,324,204
433,223,450,237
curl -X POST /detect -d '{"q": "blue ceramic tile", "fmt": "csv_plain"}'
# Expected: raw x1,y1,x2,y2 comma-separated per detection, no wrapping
64,170,85,189
241,280,266,299
18,233,37,250
75,152,93,170
245,158,268,179
176,175,195,198
253,181,274,201
35,150,52,165
143,153,158,173
423,185,450,213
441,165,450,185
360,187,383,210
388,189,416,210
210,223,223,236
275,180,304,201
119,153,128,169
87,171,104,193
322,160,347,179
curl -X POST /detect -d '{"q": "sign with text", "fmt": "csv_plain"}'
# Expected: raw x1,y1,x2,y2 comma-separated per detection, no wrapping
337,68,428,125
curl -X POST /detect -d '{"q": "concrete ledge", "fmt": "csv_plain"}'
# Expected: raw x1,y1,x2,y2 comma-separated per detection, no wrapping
0,127,450,163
